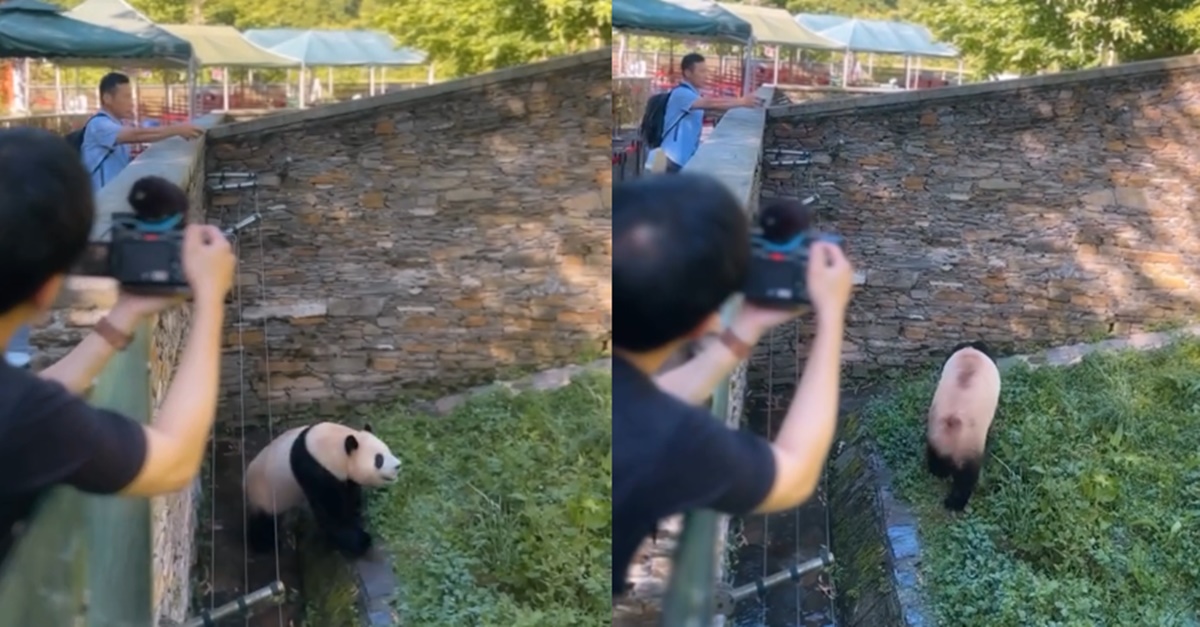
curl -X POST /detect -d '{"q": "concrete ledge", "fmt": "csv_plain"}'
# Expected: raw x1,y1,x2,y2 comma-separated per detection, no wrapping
830,328,1200,627
685,85,774,205
769,53,1200,120
87,112,226,243
207,48,612,140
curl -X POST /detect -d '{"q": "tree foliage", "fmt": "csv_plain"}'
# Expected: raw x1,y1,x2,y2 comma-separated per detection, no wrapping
370,0,610,77
85,0,607,78
912,0,1199,77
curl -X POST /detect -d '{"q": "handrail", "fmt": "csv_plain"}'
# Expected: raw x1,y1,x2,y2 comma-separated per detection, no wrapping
659,86,772,626
660,299,742,625
0,320,154,626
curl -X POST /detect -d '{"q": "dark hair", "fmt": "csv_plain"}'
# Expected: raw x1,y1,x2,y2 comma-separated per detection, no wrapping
0,128,95,314
128,175,189,222
681,53,706,73
613,174,749,352
98,72,130,98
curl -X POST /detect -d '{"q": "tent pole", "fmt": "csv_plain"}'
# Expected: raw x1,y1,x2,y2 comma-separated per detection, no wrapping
842,49,850,88
131,71,140,125
54,65,62,114
379,67,386,94
427,63,434,84
299,63,306,109
19,58,28,114
914,56,922,88
772,47,779,85
957,58,964,85
186,58,196,119
327,66,333,101
742,38,754,96
369,66,375,96
222,67,230,111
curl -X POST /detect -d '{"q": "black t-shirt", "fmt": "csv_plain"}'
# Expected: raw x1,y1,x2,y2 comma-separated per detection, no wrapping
612,355,776,596
0,362,148,563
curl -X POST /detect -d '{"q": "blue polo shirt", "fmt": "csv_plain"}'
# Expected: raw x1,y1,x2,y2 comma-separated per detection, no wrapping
659,82,703,169
81,111,132,191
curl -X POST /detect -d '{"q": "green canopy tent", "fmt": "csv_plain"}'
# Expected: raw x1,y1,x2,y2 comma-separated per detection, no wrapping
161,24,298,111
65,0,196,116
613,0,751,41
0,0,160,59
717,3,841,85
614,0,755,96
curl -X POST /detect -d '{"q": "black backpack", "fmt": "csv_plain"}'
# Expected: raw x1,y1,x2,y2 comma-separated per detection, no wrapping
639,84,694,150
63,114,99,154
63,114,113,175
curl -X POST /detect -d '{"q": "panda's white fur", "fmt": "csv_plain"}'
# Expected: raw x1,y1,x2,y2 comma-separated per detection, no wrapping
244,421,400,557
925,341,1001,511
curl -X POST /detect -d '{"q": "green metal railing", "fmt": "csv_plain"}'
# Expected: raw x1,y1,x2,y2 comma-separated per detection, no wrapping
660,299,741,626
0,320,154,627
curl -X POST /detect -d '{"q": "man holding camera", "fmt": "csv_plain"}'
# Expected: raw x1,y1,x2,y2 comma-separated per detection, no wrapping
0,127,234,563
613,174,854,595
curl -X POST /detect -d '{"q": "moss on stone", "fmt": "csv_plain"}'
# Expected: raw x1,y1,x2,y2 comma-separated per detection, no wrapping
827,411,904,625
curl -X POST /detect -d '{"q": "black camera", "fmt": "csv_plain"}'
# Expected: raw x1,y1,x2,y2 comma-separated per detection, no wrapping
743,199,845,307
74,175,259,296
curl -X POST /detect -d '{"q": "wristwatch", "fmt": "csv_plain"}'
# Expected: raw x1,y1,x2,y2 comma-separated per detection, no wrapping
94,316,133,351
718,327,753,360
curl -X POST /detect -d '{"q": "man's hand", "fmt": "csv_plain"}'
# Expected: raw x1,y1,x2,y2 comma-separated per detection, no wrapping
806,242,854,322
182,225,236,303
172,124,204,140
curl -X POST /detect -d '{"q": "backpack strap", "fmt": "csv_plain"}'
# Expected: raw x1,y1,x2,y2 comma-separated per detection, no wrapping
661,83,700,145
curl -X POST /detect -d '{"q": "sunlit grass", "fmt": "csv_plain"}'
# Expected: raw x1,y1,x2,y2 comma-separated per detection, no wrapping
864,339,1200,626
365,372,612,626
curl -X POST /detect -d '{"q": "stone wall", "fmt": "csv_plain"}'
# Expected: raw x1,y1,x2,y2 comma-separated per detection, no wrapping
33,114,223,624
204,49,612,423
764,55,1200,378
614,87,772,627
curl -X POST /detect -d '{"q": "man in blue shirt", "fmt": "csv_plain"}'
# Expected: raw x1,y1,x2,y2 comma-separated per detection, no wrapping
660,53,762,173
82,72,205,191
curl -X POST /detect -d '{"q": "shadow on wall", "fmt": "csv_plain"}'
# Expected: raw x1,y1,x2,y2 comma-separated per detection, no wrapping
763,58,1200,377
203,50,613,422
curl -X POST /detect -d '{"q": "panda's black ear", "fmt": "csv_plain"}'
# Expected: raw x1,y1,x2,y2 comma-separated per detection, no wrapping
344,435,359,455
363,422,373,433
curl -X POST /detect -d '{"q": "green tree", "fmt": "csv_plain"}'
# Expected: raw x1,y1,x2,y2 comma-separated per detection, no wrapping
370,0,610,77
913,0,1198,77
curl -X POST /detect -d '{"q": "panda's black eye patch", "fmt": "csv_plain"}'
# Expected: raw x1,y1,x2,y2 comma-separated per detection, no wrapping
375,453,384,469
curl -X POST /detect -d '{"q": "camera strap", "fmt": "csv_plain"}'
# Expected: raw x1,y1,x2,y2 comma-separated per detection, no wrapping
137,213,185,233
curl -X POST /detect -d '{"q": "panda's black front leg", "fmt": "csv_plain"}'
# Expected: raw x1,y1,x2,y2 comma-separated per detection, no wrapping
315,481,371,558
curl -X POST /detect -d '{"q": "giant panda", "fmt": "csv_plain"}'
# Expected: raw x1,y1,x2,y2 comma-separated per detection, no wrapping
244,422,401,558
925,341,1001,512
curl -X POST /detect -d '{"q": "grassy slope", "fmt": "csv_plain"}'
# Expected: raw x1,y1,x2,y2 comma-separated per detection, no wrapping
864,339,1200,626
365,371,612,626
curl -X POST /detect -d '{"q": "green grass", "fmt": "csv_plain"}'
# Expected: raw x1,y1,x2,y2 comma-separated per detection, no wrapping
365,372,612,626
864,339,1200,627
